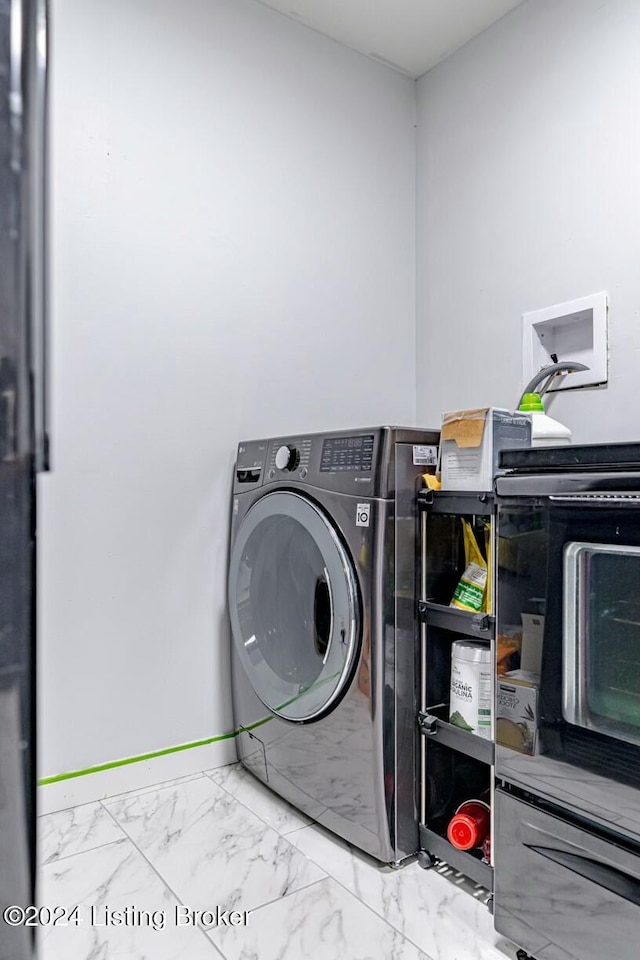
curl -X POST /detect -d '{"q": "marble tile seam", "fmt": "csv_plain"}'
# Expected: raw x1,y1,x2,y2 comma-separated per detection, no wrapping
206,875,438,960
38,773,208,818
41,835,130,867
206,762,331,822
275,825,417,929
284,822,511,960
38,801,128,866
98,772,206,806
232,874,329,917
38,798,101,817
96,803,201,918
201,768,312,837
101,777,327,924
93,806,229,955
39,837,227,960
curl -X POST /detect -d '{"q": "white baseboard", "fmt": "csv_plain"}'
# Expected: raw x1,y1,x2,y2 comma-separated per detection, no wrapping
38,737,237,814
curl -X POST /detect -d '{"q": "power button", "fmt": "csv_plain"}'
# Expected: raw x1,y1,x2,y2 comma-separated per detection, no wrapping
299,467,308,479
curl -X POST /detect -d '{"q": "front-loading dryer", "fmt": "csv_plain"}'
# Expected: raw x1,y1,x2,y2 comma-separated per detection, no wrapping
227,426,438,865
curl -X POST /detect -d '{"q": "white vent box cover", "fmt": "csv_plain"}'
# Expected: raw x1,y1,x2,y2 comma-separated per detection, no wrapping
522,291,608,391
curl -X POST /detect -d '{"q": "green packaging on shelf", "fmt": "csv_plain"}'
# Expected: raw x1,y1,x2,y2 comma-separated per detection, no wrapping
450,520,488,613
496,670,540,756
450,563,486,612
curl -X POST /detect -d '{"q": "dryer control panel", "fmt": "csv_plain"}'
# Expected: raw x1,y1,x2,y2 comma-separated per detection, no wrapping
320,434,374,473
233,430,381,495
235,440,267,485
233,427,439,497
267,437,312,479
265,433,376,491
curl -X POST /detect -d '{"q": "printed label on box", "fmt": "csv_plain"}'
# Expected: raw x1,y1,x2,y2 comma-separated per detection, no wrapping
497,678,538,755
441,448,482,482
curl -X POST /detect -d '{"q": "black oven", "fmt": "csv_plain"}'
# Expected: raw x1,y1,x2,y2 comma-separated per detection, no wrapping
493,443,640,960
496,463,640,791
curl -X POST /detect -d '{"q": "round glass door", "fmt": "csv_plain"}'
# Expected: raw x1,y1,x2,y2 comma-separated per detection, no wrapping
228,491,360,722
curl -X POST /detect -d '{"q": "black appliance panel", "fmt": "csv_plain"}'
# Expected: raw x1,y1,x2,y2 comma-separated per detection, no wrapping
497,494,640,790
495,788,640,960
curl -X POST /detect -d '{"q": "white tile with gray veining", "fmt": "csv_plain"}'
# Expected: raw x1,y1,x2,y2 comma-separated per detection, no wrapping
37,763,523,960
208,876,434,960
287,822,518,960
103,772,206,804
205,762,312,835
104,774,325,918
39,838,220,960
39,801,125,865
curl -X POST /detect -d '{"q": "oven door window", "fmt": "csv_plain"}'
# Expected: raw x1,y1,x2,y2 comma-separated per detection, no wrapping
564,542,640,745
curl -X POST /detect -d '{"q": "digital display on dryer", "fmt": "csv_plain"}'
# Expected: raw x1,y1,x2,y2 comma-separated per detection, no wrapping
320,434,374,472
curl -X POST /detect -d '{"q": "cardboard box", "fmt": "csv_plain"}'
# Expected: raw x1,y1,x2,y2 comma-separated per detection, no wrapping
496,671,540,756
520,613,545,674
496,627,523,675
440,408,531,491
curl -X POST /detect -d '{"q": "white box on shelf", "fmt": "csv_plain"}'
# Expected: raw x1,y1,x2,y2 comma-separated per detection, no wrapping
440,408,531,491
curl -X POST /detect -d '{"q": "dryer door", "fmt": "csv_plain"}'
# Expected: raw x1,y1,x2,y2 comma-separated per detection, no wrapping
229,491,360,722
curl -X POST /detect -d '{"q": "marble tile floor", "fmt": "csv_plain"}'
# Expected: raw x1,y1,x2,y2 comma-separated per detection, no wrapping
37,763,520,960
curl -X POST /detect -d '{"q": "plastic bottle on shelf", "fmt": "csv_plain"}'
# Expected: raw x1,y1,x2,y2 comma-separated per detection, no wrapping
482,835,491,864
449,639,492,739
447,799,490,851
518,393,572,447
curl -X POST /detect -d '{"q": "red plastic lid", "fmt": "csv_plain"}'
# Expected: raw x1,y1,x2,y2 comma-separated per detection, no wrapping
448,813,480,850
447,800,490,851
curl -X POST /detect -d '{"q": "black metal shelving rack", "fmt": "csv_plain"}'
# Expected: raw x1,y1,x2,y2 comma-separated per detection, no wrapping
417,489,496,893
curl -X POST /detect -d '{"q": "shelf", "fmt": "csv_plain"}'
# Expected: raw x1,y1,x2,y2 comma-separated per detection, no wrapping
418,600,494,638
419,712,495,764
418,483,496,900
417,489,494,516
419,824,494,890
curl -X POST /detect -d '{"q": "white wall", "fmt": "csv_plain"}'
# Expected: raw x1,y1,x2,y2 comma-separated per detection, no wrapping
40,0,417,777
416,0,640,442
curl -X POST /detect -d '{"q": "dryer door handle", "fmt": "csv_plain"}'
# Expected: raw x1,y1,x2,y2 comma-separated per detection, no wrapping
313,568,334,665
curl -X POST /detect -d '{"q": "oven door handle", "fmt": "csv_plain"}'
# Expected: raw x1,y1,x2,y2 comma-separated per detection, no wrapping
525,843,640,907
548,494,640,504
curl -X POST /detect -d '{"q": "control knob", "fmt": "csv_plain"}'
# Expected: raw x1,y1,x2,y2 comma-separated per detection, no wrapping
275,444,299,471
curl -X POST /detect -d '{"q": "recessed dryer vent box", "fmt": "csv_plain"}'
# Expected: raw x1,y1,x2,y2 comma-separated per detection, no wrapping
522,291,608,391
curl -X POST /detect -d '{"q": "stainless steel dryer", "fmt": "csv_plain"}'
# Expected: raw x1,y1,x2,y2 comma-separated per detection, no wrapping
227,426,439,865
